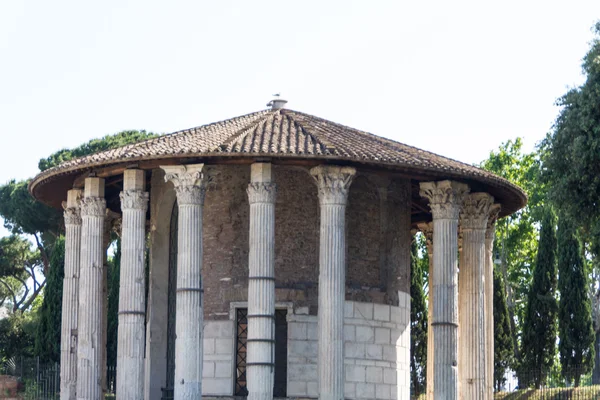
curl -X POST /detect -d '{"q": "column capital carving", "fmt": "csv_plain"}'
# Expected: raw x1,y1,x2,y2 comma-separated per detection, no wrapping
310,165,356,205
120,190,149,211
460,193,495,230
419,180,469,220
63,208,82,226
486,204,501,239
80,197,106,217
62,197,82,225
247,182,277,204
161,164,209,206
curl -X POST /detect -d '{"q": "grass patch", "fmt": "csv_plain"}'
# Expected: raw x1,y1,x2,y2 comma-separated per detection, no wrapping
495,386,600,400
413,387,600,400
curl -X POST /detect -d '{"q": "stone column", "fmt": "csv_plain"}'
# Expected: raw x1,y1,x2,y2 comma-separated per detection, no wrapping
61,189,82,400
419,181,469,400
117,170,149,400
162,164,207,400
417,222,434,400
311,165,356,400
77,178,106,400
458,193,494,400
246,163,277,400
485,204,500,398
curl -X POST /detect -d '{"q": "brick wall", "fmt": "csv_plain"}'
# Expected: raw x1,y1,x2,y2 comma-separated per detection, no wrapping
198,165,411,318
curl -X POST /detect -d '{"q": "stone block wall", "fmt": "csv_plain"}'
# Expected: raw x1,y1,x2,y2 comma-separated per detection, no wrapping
202,320,236,396
287,296,410,400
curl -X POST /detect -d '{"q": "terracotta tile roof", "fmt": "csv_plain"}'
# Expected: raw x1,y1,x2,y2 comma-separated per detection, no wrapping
29,108,527,214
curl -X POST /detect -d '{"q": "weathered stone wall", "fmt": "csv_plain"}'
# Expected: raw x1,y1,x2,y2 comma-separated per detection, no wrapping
202,165,251,319
286,297,411,400
202,320,236,396
273,166,319,310
347,175,381,291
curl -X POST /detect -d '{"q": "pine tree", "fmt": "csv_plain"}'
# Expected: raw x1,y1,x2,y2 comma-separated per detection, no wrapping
520,210,558,388
410,236,428,394
34,236,65,362
557,217,595,386
493,264,513,391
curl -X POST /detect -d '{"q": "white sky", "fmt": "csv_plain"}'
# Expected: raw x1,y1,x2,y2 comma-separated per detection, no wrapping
0,1,599,238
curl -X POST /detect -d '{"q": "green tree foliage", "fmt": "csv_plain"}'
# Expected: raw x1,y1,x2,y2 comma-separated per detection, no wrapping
0,180,61,240
0,297,42,362
557,218,595,386
34,237,65,363
493,264,514,391
106,239,121,373
480,138,542,362
0,129,155,344
542,22,600,257
410,236,428,394
520,210,558,387
38,130,157,171
541,22,600,383
0,235,45,312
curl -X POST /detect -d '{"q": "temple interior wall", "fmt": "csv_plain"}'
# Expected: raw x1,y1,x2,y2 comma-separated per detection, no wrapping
144,164,412,399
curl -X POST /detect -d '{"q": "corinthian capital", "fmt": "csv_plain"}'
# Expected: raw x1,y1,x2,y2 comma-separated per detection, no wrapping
80,197,107,217
63,207,82,226
161,164,209,206
120,190,149,211
247,182,277,204
419,180,469,220
460,193,495,230
486,204,501,239
310,165,356,205
62,189,82,225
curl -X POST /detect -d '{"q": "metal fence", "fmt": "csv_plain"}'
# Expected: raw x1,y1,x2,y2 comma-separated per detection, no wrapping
0,357,116,399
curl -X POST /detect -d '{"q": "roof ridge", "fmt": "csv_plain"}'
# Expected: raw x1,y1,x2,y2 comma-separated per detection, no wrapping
211,110,275,152
282,110,337,153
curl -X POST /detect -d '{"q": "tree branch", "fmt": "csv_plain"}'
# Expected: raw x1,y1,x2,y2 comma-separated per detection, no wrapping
0,278,19,313
19,278,45,311
34,233,50,275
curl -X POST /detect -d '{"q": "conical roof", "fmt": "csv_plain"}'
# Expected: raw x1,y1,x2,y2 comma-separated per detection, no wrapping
29,108,527,216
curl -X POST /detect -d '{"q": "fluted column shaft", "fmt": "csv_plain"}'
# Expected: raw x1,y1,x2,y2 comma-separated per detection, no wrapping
247,163,277,400
418,222,434,400
420,181,469,400
61,189,82,400
485,205,500,397
162,164,207,400
458,193,494,400
311,165,356,400
117,170,149,400
77,178,106,400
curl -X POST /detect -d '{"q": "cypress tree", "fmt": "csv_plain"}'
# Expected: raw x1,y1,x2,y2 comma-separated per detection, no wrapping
493,264,513,391
35,236,65,362
410,236,428,395
520,210,558,388
106,239,121,373
557,218,595,386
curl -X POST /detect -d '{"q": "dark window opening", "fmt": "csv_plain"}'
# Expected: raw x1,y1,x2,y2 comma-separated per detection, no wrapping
235,308,249,396
235,307,288,397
